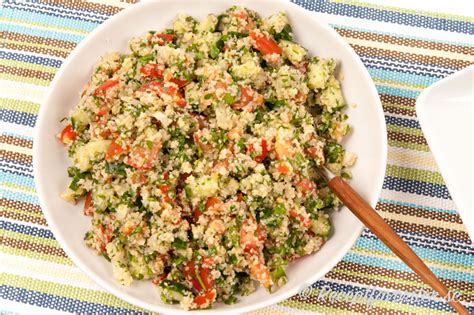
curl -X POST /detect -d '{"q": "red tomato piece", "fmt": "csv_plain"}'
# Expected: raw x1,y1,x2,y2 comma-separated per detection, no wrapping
184,260,214,292
289,208,313,229
97,105,109,117
152,274,167,285
93,79,118,96
249,31,282,55
140,63,164,78
126,141,161,170
206,196,223,211
193,290,216,306
105,139,124,161
296,178,315,192
276,163,290,174
59,124,77,144
155,33,175,43
248,139,268,163
84,192,93,216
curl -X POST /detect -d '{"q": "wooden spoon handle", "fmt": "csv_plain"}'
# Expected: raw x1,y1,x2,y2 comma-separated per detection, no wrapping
328,176,469,314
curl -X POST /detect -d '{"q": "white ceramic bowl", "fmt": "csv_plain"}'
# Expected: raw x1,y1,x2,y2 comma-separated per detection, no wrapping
33,1,387,313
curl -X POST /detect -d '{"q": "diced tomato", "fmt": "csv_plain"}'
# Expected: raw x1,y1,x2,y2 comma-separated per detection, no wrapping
276,162,291,174
59,124,77,143
296,178,315,192
126,141,161,170
93,79,118,96
193,290,216,306
100,129,112,139
155,33,175,43
206,196,223,211
121,221,137,236
184,260,214,292
105,139,125,161
170,78,189,88
97,105,109,117
140,63,164,78
96,224,112,253
232,86,264,110
249,31,281,55
237,192,243,202
159,184,172,194
59,124,77,144
289,208,313,229
163,171,170,180
152,274,167,285
250,262,272,288
84,192,93,216
248,139,268,163
138,81,186,107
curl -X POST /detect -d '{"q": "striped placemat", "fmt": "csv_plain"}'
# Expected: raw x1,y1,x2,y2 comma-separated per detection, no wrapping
1,0,473,314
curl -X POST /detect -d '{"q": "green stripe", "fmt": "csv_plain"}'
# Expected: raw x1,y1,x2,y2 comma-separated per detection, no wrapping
3,229,61,249
1,273,145,311
388,140,430,152
278,294,364,314
1,245,73,266
383,103,416,112
386,164,445,185
386,124,425,137
335,0,474,23
0,59,58,74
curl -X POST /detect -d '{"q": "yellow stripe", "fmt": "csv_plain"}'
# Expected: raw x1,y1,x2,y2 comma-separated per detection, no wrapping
374,78,425,91
0,143,32,155
0,17,89,36
0,183,36,195
0,73,50,86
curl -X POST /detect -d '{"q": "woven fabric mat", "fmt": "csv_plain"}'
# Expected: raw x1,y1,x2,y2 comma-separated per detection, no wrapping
1,0,473,314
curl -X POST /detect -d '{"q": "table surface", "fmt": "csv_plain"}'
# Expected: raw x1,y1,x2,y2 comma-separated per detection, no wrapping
0,0,473,314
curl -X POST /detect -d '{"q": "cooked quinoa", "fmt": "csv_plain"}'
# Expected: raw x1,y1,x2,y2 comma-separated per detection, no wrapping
59,6,356,310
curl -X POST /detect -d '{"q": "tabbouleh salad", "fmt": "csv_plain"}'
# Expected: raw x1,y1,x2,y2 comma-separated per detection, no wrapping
59,6,356,310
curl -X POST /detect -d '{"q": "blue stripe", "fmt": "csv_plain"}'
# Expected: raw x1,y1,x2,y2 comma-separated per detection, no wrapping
0,157,33,169
361,231,474,254
383,176,451,199
0,188,39,204
1,220,55,240
367,67,439,87
3,5,103,27
0,109,37,128
0,162,33,174
385,115,420,129
354,235,473,268
33,0,115,18
342,251,474,284
0,51,62,68
0,23,85,43
0,171,36,188
365,63,446,80
376,85,420,99
0,168,34,179
292,0,474,35
379,198,458,215
332,23,474,47
307,280,457,312
0,286,146,315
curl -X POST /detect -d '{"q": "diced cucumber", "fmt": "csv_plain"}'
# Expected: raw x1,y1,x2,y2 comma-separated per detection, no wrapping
196,14,218,33
307,58,336,90
280,40,307,65
311,212,331,238
73,140,111,172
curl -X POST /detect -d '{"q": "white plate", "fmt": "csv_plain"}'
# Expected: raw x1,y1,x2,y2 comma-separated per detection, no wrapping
416,66,474,240
33,1,387,313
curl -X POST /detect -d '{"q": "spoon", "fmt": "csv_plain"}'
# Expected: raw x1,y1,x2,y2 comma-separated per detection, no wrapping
322,169,470,314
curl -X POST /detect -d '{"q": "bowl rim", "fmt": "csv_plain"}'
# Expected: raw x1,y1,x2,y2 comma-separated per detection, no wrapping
33,1,387,313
